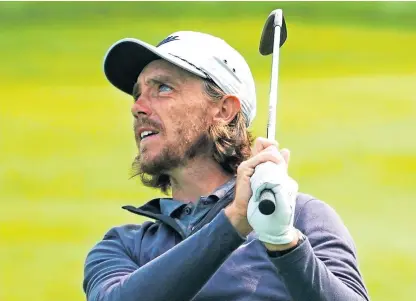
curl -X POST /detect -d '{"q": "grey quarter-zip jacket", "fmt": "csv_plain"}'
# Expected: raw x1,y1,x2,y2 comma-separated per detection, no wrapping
83,178,370,301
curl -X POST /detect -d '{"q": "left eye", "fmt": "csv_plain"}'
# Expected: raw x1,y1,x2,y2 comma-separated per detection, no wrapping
158,84,172,93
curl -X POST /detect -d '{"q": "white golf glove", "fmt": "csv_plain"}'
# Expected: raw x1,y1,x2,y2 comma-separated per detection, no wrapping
247,161,298,245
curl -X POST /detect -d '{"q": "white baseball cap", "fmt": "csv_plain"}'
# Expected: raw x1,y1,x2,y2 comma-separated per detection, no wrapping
103,31,257,127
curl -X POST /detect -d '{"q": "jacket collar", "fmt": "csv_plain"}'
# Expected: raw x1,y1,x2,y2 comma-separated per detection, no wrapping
123,177,236,217
121,177,236,238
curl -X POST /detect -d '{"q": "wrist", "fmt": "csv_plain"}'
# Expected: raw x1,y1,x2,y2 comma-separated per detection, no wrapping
263,229,301,251
224,205,252,237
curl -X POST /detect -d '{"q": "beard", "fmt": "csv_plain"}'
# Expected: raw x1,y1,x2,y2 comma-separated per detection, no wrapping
134,130,212,175
131,114,213,185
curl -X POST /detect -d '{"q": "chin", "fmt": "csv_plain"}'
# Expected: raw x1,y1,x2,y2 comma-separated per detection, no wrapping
139,140,161,155
139,149,160,165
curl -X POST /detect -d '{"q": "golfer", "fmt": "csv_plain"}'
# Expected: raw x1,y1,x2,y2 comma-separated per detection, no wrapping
83,31,370,301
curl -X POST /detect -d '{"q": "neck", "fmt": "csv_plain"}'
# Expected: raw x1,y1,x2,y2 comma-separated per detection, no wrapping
169,156,233,203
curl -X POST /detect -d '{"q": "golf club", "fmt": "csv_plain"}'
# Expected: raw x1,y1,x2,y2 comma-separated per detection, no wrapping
256,9,287,215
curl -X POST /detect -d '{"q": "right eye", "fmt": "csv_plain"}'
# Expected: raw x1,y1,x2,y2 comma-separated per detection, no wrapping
158,83,173,93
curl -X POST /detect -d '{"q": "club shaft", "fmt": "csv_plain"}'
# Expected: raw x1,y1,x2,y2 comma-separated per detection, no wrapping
267,26,282,140
259,16,284,215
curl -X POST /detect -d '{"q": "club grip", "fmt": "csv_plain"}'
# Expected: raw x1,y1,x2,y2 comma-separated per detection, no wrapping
258,189,276,215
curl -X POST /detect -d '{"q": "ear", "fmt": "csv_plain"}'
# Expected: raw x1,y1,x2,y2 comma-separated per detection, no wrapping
212,95,241,125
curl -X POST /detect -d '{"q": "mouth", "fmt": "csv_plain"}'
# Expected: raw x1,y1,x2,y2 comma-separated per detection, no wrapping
138,129,160,142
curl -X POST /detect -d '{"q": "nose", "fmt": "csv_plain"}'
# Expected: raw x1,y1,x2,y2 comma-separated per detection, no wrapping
131,92,152,118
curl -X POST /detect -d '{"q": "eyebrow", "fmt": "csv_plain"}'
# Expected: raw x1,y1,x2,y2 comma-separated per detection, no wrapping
132,74,180,99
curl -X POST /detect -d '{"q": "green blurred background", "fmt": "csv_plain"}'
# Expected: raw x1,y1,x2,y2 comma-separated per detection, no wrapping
1,1,415,300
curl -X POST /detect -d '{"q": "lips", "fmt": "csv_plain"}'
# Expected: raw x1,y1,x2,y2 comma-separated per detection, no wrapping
136,127,160,142
140,133,160,144
134,118,163,142
140,130,159,140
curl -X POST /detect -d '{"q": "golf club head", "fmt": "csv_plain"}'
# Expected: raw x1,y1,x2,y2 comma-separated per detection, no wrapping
259,9,287,55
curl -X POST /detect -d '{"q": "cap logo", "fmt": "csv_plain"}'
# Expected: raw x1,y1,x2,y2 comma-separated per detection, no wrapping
157,35,180,47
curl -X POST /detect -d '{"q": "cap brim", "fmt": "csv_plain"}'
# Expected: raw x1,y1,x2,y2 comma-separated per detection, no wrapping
103,38,207,95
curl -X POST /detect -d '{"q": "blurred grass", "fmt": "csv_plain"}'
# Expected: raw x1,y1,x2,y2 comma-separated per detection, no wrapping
0,2,415,301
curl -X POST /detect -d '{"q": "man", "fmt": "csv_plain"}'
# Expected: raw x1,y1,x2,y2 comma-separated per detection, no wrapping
83,31,370,301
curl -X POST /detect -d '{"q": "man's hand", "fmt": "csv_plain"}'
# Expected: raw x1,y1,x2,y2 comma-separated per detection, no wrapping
225,137,298,250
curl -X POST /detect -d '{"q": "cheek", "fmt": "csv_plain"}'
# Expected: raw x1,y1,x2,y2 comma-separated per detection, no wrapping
175,114,207,142
163,101,209,139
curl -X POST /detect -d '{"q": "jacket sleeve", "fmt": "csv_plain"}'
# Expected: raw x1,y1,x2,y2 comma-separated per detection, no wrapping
269,198,370,301
83,210,245,301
